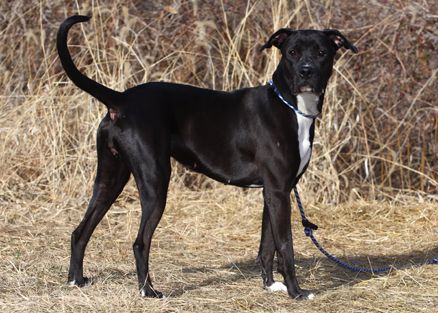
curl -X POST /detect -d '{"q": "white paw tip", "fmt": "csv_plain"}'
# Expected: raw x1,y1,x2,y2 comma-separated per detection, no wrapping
266,281,288,293
307,293,315,300
68,280,76,287
140,289,165,299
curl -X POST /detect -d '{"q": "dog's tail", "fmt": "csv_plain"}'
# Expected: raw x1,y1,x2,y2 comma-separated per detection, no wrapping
57,15,121,108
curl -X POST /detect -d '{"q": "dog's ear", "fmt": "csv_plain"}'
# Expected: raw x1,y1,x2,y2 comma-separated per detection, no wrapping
260,28,295,51
323,29,358,53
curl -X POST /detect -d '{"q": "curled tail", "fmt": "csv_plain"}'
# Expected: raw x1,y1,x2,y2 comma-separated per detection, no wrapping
57,15,121,108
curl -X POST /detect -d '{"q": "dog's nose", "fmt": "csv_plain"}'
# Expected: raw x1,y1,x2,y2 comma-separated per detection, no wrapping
299,65,313,79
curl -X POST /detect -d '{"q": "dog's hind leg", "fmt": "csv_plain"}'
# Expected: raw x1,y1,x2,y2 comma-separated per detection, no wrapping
68,129,130,287
128,144,171,298
133,192,169,298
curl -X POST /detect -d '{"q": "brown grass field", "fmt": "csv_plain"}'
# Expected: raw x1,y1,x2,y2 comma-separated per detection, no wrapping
1,1,437,312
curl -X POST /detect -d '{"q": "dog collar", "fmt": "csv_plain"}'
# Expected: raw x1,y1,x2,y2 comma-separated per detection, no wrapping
268,80,319,119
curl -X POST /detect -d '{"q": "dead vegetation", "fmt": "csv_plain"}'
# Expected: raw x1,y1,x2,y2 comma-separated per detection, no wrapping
0,0,437,312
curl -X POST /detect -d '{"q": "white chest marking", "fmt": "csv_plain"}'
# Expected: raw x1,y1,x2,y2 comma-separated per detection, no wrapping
295,93,319,177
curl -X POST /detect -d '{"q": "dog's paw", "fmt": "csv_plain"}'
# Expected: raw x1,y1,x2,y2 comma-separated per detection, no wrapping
266,283,315,300
292,289,315,301
266,281,288,293
68,276,93,287
140,287,164,298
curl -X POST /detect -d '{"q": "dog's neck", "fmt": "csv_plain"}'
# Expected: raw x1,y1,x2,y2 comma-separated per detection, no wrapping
272,69,322,116
296,93,320,116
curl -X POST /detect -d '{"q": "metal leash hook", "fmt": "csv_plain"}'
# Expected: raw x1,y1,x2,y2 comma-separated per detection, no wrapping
293,187,438,273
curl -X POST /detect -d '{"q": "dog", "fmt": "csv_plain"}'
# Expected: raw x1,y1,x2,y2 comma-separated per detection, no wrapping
57,15,357,300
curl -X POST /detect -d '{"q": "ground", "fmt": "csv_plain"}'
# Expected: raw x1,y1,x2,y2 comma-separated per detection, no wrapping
1,182,437,312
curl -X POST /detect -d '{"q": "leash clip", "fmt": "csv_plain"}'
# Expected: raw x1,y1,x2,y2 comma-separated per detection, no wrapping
302,219,318,231
304,227,313,237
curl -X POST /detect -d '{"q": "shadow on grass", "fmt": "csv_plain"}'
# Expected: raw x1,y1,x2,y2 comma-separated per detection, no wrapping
87,245,438,297
167,246,438,297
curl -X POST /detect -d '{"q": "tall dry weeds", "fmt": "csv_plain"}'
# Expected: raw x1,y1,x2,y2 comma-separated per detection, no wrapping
0,0,437,207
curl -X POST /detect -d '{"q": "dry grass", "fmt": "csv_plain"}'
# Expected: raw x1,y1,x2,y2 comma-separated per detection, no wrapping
2,189,438,312
0,0,437,312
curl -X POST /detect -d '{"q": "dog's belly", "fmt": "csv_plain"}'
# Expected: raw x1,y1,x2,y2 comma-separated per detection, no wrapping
170,136,263,187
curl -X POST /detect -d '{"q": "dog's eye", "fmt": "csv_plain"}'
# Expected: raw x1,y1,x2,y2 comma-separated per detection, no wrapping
289,49,297,56
318,50,327,57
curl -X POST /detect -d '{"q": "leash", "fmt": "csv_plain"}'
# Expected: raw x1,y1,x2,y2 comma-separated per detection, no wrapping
293,187,438,273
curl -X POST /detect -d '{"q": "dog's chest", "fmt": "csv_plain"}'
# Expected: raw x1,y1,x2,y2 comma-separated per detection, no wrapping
295,93,318,177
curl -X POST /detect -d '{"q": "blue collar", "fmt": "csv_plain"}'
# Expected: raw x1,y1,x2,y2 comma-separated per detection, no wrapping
268,80,319,119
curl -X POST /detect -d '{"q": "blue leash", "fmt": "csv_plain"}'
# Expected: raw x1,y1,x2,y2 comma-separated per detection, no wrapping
293,187,438,273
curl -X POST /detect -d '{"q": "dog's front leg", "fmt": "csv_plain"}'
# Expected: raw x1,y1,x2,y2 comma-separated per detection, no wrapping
258,201,287,292
257,202,275,286
263,187,314,300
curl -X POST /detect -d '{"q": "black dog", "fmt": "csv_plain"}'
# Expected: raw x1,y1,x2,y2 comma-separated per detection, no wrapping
57,15,357,300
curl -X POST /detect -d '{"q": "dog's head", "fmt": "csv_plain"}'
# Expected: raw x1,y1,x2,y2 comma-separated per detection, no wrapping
261,29,357,96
